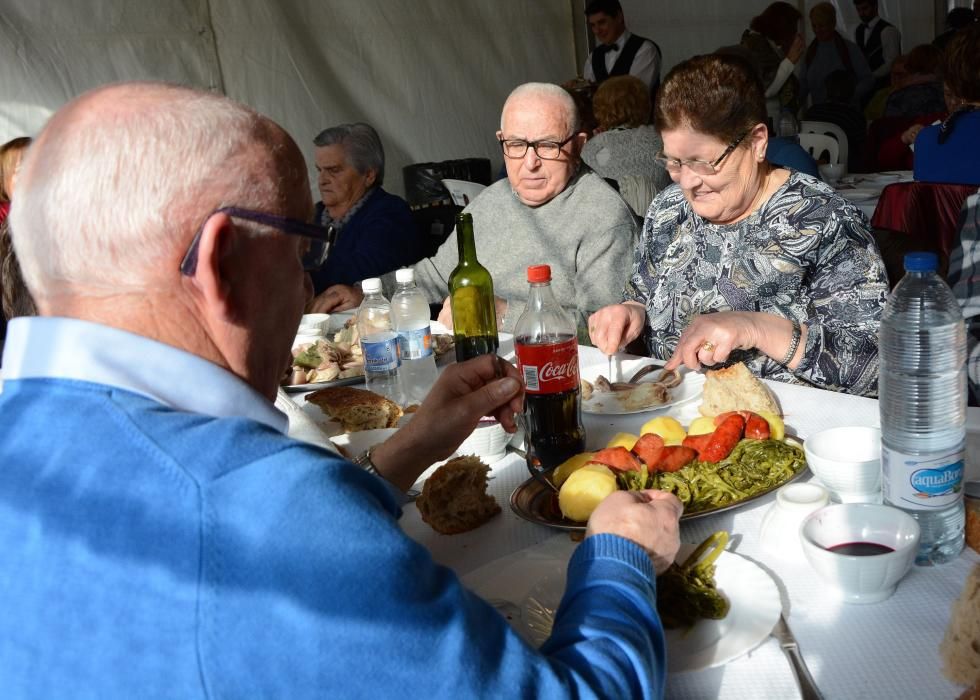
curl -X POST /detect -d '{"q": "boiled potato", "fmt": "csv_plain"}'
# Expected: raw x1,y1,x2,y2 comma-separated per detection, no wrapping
686,416,717,436
758,410,785,441
558,464,618,522
640,416,687,445
605,432,639,450
552,451,596,487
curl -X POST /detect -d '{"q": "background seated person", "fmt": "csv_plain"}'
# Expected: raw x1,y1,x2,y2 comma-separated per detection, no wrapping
306,123,423,313
804,69,868,173
0,136,36,348
581,75,671,216
913,24,980,187
948,192,980,404
415,82,639,334
588,54,888,398
882,44,944,119
0,81,684,698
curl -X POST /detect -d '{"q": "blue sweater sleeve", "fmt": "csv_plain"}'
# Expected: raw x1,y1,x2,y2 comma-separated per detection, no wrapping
200,447,667,699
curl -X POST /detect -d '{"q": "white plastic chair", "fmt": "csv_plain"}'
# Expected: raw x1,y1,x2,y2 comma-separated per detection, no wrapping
441,179,486,207
798,133,840,165
800,120,848,167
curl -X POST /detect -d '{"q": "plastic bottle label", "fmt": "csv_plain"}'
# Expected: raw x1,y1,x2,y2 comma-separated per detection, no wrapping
362,336,400,373
397,327,433,360
515,338,579,394
881,445,965,510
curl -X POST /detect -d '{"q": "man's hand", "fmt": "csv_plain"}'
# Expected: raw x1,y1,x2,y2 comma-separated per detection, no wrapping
308,284,364,313
370,354,524,491
437,295,508,330
587,490,683,575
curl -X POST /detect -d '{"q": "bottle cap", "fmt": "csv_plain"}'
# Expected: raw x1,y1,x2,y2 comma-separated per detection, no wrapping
362,277,382,293
904,252,938,272
395,268,414,284
527,265,551,283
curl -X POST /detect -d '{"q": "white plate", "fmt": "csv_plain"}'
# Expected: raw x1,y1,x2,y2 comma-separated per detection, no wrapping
836,187,880,202
580,359,704,415
520,543,782,673
283,312,361,392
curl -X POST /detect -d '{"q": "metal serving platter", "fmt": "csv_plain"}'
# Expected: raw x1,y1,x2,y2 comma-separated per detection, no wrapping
509,436,808,532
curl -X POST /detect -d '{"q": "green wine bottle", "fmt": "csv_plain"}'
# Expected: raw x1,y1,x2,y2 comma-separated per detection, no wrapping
448,212,499,362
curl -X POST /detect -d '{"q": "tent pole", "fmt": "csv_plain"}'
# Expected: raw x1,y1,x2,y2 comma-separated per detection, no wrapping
201,0,226,94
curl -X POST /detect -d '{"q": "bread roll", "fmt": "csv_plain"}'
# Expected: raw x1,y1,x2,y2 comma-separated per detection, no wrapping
416,456,500,535
698,362,780,417
305,386,402,433
941,564,980,687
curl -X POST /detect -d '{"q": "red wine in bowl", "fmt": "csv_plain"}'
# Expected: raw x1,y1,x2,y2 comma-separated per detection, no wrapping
826,542,895,556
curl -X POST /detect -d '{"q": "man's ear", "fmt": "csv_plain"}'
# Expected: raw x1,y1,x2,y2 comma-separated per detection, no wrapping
364,168,378,188
190,211,237,322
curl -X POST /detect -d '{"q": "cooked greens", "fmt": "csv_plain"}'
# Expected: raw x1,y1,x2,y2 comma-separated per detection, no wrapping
657,531,731,629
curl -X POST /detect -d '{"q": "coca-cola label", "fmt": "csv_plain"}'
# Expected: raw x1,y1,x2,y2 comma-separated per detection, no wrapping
516,338,580,394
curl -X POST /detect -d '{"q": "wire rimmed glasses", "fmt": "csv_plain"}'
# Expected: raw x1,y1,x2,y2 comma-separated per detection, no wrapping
655,129,751,176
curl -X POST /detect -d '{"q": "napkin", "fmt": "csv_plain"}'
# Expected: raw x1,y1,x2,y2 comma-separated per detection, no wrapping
275,388,340,454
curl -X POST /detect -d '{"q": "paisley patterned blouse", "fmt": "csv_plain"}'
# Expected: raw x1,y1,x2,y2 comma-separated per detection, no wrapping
624,171,888,397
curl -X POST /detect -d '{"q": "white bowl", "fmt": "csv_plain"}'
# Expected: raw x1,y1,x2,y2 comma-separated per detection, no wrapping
805,426,882,503
298,313,332,336
759,482,830,562
800,503,920,604
819,163,847,185
456,419,510,464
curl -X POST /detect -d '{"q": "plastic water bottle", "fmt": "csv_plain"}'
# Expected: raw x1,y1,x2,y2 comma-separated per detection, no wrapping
391,268,438,404
778,109,798,139
879,252,966,565
357,278,403,404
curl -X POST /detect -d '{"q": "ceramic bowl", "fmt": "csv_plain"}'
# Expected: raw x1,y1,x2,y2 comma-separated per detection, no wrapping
457,418,510,464
804,426,882,503
298,313,332,336
819,163,847,185
759,482,831,562
800,503,920,604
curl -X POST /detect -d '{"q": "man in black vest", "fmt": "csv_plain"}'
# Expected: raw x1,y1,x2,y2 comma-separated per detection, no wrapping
582,0,661,98
854,0,901,95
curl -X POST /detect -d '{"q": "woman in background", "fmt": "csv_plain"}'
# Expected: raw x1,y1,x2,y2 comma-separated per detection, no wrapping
740,1,805,129
1,137,37,344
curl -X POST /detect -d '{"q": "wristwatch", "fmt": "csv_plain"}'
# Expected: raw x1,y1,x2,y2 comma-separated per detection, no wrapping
352,447,381,476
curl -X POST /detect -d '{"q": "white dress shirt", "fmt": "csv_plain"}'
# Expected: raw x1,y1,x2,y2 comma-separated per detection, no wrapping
858,16,902,81
583,30,660,91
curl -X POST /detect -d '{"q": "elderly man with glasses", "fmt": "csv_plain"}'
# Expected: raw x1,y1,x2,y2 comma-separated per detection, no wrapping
0,82,686,698
415,82,639,336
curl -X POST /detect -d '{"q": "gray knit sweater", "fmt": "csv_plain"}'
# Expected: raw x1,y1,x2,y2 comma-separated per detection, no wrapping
414,169,639,333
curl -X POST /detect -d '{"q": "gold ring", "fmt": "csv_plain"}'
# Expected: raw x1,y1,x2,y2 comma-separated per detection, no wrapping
700,340,715,353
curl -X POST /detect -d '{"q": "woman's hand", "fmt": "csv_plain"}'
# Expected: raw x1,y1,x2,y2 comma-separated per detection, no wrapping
665,311,805,371
901,123,925,146
786,33,805,64
588,302,647,355
308,284,363,313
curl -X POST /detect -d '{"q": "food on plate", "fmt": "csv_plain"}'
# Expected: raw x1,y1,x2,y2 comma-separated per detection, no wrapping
940,564,980,687
686,416,716,436
657,531,731,629
551,413,806,522
285,337,364,386
305,386,403,433
640,416,686,445
557,464,618,521
698,362,780,417
581,366,683,410
416,456,501,534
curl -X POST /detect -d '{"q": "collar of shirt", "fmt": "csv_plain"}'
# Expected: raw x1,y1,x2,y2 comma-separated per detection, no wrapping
863,16,881,30
602,29,631,55
1,316,287,433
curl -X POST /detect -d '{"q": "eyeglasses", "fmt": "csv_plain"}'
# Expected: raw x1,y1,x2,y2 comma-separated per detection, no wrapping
498,134,576,160
179,206,337,276
655,129,751,176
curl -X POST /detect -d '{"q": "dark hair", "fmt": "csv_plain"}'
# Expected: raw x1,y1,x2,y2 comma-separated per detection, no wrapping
946,7,976,32
593,75,650,130
585,0,622,18
853,0,877,7
0,137,31,204
905,44,940,76
312,123,385,186
750,2,802,47
940,22,980,103
824,69,856,102
655,53,766,143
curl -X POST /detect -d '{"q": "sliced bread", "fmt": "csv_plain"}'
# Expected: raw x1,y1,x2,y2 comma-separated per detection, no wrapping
416,456,500,535
698,362,780,417
305,386,402,433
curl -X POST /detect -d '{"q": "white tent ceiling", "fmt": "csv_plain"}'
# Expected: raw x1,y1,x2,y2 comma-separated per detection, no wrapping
0,0,947,198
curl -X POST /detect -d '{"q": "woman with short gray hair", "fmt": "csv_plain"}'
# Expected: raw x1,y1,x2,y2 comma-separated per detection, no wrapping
307,123,422,313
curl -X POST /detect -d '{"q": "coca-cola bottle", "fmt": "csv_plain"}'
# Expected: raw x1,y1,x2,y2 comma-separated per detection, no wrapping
514,264,586,474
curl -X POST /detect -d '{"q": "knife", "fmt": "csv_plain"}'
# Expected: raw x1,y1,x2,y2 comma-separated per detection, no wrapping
772,614,824,700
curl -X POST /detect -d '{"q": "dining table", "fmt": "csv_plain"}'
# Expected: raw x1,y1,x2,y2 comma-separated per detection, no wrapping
833,170,915,220
290,339,980,700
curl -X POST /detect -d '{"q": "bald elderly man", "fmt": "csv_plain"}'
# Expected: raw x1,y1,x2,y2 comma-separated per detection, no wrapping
0,82,682,698
415,82,639,334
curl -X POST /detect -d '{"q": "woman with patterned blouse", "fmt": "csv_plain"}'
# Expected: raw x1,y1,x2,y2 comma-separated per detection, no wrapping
588,54,888,397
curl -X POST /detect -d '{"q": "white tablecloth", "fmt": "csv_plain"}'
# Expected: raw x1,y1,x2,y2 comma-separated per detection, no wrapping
834,170,914,221
397,345,980,699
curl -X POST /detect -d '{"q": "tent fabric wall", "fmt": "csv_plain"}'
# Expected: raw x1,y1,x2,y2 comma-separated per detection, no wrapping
0,0,943,198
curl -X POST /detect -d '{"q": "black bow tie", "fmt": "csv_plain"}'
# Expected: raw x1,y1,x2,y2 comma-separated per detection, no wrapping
596,43,618,55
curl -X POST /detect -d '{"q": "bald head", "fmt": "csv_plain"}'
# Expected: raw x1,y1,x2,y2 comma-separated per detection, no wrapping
500,83,580,135
10,82,307,303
